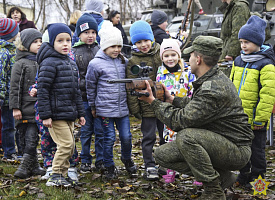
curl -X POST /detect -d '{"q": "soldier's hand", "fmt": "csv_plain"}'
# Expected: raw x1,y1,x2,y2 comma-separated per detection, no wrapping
43,118,52,128
13,109,22,120
30,88,37,97
162,83,174,104
92,110,96,118
254,125,264,130
137,80,155,104
225,55,233,61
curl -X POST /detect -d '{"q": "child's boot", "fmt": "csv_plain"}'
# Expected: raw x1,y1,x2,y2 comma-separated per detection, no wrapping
31,155,46,176
103,165,117,181
14,153,32,179
121,158,137,175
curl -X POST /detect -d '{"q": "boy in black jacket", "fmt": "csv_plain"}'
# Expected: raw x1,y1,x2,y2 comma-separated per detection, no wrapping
37,23,85,187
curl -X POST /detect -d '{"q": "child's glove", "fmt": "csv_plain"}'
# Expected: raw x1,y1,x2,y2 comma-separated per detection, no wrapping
134,113,142,120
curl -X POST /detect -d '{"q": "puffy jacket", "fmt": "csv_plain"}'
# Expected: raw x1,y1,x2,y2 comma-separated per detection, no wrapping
151,65,254,146
0,39,16,107
37,42,85,121
9,50,38,127
86,49,129,118
220,0,250,60
126,43,162,117
230,44,275,129
151,24,169,45
72,41,100,102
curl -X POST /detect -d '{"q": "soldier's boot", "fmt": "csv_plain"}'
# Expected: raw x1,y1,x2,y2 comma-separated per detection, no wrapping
14,153,32,179
31,155,46,176
199,178,226,200
121,158,137,174
219,170,236,190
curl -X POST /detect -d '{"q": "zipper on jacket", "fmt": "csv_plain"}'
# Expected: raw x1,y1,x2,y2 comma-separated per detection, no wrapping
70,62,76,116
113,59,122,117
237,63,249,96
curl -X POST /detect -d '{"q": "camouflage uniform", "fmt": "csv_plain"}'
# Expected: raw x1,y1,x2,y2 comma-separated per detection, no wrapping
152,36,254,183
220,0,250,60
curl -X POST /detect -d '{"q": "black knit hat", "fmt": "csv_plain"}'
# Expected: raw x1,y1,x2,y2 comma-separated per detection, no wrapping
76,13,98,37
20,28,42,50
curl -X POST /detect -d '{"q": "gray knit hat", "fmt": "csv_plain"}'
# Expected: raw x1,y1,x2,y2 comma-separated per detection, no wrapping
20,28,42,50
151,10,168,25
85,0,104,13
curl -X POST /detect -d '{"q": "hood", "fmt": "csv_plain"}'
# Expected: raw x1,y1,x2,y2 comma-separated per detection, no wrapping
151,24,161,31
132,42,160,57
36,42,67,65
258,44,275,64
83,12,104,25
15,49,35,61
73,40,98,48
94,49,115,61
0,39,15,48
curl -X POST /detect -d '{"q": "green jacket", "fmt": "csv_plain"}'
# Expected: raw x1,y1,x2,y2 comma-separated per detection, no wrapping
230,45,275,130
151,66,254,146
126,43,162,118
220,0,250,60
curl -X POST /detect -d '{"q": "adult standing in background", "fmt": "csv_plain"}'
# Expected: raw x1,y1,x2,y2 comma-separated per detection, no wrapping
69,10,82,34
220,0,250,61
7,7,36,32
107,10,129,56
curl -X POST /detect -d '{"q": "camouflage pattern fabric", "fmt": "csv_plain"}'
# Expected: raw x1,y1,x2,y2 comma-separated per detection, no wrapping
151,65,254,182
220,0,250,60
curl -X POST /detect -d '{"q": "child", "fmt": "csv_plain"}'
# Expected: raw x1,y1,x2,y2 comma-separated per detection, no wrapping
37,23,85,187
29,30,80,182
128,20,162,181
72,13,104,173
86,21,136,181
0,18,19,161
9,28,45,179
150,10,169,45
156,38,195,183
230,15,275,188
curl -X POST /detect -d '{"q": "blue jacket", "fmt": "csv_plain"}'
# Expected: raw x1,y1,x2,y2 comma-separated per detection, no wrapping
37,42,85,121
86,49,129,118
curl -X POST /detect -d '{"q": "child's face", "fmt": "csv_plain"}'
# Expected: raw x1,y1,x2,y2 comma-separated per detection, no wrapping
79,29,96,45
239,38,260,55
162,50,179,68
104,45,122,58
54,33,71,55
29,38,42,54
159,21,168,31
135,39,152,53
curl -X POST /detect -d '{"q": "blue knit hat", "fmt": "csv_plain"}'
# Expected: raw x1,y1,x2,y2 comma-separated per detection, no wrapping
76,13,98,37
47,23,71,47
238,15,266,47
129,20,154,45
0,18,19,41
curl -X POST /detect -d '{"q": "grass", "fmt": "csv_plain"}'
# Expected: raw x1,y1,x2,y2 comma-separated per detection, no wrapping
0,116,274,199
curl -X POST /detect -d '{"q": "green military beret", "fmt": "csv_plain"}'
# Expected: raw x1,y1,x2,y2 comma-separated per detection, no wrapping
183,36,223,56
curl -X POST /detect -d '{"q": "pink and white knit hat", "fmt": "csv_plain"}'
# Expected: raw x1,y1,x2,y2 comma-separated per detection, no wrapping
160,38,181,59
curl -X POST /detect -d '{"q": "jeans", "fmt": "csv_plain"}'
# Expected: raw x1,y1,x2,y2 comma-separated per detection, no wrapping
1,106,16,157
80,102,104,164
17,123,39,156
99,116,132,167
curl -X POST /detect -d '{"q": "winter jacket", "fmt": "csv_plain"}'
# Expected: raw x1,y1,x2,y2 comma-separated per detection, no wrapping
220,0,250,60
156,62,196,142
86,49,129,118
126,43,162,118
230,44,275,130
151,65,254,146
115,22,128,45
9,50,38,127
37,42,85,121
72,12,104,46
18,18,36,32
72,41,100,102
0,39,16,107
151,24,169,45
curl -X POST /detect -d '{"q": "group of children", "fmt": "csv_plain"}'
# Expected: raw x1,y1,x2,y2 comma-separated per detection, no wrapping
0,3,275,191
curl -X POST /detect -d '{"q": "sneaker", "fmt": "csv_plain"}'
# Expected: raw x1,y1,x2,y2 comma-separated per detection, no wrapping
143,167,159,181
80,163,91,174
65,175,78,186
41,167,52,180
95,160,105,173
103,165,118,181
121,159,137,174
199,9,204,15
68,167,78,181
6,153,18,162
46,173,71,187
